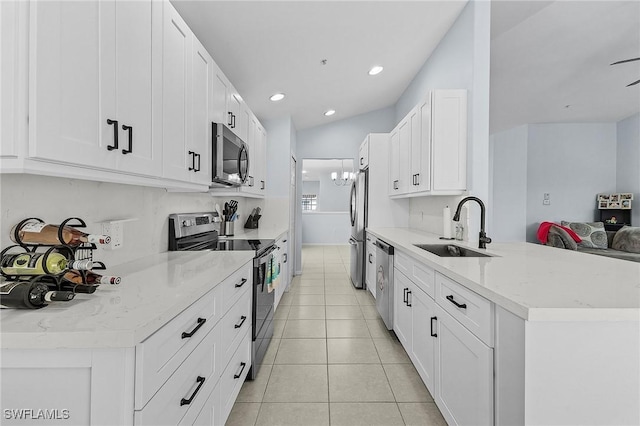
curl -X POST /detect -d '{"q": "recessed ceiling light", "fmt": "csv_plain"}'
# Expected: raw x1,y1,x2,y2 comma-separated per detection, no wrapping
302,170,307,174
324,109,336,116
368,65,384,76
270,93,285,102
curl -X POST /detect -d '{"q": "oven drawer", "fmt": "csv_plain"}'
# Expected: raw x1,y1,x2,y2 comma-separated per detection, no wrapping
135,284,222,410
220,286,252,371
221,262,253,316
135,324,221,425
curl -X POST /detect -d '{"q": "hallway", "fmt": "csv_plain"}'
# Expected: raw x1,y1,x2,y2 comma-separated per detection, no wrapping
226,245,447,426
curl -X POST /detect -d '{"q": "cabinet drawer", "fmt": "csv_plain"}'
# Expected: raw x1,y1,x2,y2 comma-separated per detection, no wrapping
435,273,493,346
135,285,222,409
219,330,252,425
135,325,221,426
395,250,435,298
221,262,253,316
220,287,252,370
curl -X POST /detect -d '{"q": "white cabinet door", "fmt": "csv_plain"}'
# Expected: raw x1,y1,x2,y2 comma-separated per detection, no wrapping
397,117,411,194
358,136,369,170
29,0,117,169
1,0,21,158
365,237,376,299
114,0,157,177
190,37,212,184
211,67,229,126
411,286,437,394
431,90,467,192
435,306,493,426
407,106,422,193
257,123,267,193
161,1,192,182
393,270,412,349
414,99,431,192
388,128,400,195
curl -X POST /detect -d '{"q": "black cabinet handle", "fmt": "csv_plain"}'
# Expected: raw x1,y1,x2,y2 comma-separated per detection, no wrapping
228,112,233,127
235,278,247,288
261,180,265,190
360,157,364,165
231,114,236,129
446,295,467,309
415,173,420,185
407,290,412,307
403,288,408,304
181,317,206,338
393,180,399,190
284,253,288,263
368,253,372,264
234,315,247,329
234,362,247,379
194,153,201,172
188,150,195,171
180,376,205,406
121,125,133,154
283,239,287,243
430,316,438,337
106,119,118,151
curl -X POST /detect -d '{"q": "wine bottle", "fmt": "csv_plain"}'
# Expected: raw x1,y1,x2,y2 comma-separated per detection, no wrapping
62,270,121,285
0,280,75,309
0,253,93,276
10,220,111,246
57,282,99,294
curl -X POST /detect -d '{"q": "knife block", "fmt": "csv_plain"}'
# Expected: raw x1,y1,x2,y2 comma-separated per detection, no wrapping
244,214,261,229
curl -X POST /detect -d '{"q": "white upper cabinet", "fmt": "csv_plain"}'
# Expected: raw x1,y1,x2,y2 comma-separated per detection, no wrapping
29,0,159,176
161,1,192,182
211,65,230,126
237,114,266,197
1,0,22,159
189,37,213,185
389,89,467,197
358,137,369,170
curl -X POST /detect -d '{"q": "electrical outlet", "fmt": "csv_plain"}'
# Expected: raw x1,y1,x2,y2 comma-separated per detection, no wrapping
101,221,124,250
543,193,551,205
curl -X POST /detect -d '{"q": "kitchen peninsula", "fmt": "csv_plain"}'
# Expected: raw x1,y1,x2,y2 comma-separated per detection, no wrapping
367,227,640,426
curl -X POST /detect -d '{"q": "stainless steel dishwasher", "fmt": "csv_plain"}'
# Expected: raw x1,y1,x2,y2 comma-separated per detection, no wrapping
375,239,394,330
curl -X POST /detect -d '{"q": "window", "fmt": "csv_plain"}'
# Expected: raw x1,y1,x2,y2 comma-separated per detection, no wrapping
302,194,317,211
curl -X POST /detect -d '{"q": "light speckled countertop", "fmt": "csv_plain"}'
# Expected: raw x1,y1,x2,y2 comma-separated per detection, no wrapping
0,251,254,349
367,227,640,321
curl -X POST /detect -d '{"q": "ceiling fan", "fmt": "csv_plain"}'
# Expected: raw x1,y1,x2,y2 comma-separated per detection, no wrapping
610,57,640,87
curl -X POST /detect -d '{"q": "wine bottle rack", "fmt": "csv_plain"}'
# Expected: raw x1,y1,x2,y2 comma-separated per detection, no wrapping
1,217,110,293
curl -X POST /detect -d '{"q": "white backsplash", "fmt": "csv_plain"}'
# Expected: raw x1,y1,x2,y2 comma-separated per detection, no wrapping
409,195,468,240
0,174,264,267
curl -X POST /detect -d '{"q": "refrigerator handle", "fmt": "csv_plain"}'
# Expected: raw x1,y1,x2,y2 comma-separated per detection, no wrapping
349,181,357,227
348,237,358,245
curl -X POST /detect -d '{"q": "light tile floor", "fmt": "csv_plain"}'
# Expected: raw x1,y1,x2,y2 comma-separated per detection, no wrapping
226,245,447,426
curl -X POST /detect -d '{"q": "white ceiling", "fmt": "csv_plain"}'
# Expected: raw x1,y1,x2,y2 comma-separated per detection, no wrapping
490,0,640,133
171,0,467,130
302,158,354,181
172,0,640,135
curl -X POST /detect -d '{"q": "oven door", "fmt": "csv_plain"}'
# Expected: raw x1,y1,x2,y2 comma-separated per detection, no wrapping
211,122,249,187
250,246,276,379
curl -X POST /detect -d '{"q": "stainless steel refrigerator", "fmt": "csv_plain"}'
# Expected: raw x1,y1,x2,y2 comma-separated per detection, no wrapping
348,170,367,289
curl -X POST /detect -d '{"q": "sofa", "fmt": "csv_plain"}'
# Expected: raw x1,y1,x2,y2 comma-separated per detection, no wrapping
545,222,640,263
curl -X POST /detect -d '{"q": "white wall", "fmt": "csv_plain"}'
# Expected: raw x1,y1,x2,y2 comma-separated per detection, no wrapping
0,174,263,267
396,0,492,240
295,107,395,244
490,125,528,242
525,123,617,242
616,113,640,226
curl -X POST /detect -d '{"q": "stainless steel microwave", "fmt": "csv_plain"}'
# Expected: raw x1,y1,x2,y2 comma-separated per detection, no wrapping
211,122,249,187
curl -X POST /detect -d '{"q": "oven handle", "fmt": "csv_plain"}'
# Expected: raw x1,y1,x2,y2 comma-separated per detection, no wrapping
254,245,278,266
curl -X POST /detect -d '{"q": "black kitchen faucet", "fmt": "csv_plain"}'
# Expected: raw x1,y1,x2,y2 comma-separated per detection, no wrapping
453,196,492,249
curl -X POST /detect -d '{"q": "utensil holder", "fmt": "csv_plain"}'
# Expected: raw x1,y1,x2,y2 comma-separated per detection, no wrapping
219,221,234,236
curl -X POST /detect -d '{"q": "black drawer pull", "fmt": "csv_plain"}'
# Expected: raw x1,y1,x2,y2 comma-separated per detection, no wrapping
235,278,247,288
121,124,133,154
284,253,288,263
393,180,399,190
188,150,195,171
180,376,205,406
234,362,247,379
360,157,364,165
181,317,206,338
403,288,408,304
430,316,438,337
228,111,233,127
234,315,247,329
446,295,467,309
368,253,373,264
407,290,412,307
106,119,118,151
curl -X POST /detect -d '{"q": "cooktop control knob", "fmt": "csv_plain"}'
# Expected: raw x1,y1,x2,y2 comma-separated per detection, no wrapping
182,219,193,227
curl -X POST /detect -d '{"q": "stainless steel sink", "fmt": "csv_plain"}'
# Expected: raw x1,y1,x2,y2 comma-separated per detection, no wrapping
414,244,494,258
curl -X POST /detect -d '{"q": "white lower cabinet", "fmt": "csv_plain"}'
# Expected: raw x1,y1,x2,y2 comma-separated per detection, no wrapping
393,249,493,426
365,235,376,298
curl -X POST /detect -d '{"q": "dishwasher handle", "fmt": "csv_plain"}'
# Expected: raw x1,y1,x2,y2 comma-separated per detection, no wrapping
375,239,394,255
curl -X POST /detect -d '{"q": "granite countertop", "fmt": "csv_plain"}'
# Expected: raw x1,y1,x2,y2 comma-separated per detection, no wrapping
367,227,640,322
0,251,255,349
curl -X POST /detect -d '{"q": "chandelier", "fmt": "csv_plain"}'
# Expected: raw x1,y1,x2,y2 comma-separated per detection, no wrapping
331,160,354,186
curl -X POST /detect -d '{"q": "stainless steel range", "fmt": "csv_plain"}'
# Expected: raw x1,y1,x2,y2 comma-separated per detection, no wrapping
168,212,275,380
